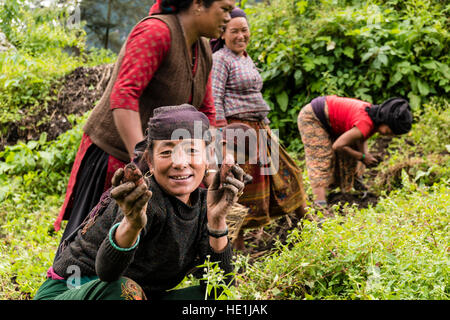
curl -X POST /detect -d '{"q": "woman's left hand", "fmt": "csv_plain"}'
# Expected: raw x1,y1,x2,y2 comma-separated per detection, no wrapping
206,165,252,226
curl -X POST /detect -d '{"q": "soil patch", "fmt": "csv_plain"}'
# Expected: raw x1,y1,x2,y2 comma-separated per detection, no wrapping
239,213,303,260
1,64,113,151
327,191,379,209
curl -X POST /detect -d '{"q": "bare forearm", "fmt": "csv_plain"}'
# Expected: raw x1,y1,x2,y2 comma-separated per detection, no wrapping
112,109,144,160
341,146,364,160
362,140,369,154
342,138,368,160
332,127,364,158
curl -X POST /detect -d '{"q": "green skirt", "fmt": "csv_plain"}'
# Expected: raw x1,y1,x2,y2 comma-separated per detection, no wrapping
33,276,205,300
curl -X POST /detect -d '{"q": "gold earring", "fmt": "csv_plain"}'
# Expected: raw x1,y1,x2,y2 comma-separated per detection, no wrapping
145,170,154,179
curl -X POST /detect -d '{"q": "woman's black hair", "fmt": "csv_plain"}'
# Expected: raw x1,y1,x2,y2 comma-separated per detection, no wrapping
132,138,152,174
161,0,218,13
365,97,413,135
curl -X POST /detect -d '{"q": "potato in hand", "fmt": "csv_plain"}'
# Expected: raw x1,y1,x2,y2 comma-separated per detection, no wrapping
122,162,145,186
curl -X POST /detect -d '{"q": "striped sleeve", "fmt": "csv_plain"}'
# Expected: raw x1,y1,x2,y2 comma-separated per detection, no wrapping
211,52,229,127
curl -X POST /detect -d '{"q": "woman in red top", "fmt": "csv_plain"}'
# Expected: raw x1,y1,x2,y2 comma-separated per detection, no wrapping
297,95,412,207
53,0,235,260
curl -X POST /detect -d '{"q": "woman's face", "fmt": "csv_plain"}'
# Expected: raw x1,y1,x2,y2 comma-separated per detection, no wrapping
377,124,394,136
148,139,207,204
198,0,234,39
222,17,250,56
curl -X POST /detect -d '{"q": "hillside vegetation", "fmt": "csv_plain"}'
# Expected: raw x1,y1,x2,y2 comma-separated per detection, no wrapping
0,0,448,300
0,0,115,149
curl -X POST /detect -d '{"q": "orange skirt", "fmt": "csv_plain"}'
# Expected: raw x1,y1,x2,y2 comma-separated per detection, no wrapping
297,104,364,192
227,119,306,229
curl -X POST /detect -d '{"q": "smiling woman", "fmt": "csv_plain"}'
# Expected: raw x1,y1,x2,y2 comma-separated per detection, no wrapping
221,16,250,56
149,139,207,204
210,8,307,250
34,104,251,300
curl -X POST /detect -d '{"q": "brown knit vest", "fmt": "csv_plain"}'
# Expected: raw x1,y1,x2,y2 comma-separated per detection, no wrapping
83,14,212,162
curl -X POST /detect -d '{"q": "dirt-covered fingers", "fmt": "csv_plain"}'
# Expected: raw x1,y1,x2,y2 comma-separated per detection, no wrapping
230,164,245,181
222,176,245,203
120,184,150,214
209,169,222,190
128,189,152,218
110,181,136,199
243,172,253,185
111,168,124,187
111,182,150,216
223,175,245,192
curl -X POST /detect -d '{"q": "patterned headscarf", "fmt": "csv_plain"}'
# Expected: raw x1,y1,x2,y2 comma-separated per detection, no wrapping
132,104,211,171
147,104,211,141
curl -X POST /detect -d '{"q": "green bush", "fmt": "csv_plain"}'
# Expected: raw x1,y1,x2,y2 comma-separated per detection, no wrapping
0,112,87,201
0,0,449,301
0,0,115,135
245,0,450,150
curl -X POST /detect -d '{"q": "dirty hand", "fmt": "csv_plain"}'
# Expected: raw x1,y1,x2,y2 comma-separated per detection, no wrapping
110,166,152,230
207,164,252,225
362,153,378,167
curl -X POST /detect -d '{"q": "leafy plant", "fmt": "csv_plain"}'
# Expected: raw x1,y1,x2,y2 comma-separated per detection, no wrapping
0,113,87,201
230,96,450,300
1,0,449,301
245,0,450,150
234,182,449,300
197,256,236,300
0,112,88,299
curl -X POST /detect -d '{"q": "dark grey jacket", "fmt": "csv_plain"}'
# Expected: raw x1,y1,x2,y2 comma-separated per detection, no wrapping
53,176,233,296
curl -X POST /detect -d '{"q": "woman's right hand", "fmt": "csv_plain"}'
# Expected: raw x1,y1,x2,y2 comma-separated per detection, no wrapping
362,153,378,166
110,167,152,231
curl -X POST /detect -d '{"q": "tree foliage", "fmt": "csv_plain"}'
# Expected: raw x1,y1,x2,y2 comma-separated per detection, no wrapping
79,0,149,52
